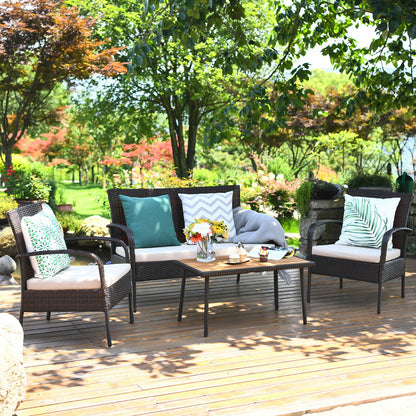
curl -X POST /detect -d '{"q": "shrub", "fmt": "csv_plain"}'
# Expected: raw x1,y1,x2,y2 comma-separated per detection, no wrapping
3,165,52,201
266,188,296,219
347,174,393,189
239,154,300,217
0,193,18,219
295,181,314,219
55,211,83,235
312,180,340,200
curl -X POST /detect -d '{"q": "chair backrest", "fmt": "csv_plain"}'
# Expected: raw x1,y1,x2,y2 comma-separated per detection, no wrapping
107,185,241,244
346,188,413,250
7,201,45,283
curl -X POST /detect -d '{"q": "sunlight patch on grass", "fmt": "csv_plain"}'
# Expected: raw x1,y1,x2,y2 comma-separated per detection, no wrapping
58,182,109,219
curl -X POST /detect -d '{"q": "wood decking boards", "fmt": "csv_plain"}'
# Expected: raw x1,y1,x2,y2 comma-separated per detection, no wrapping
2,258,416,416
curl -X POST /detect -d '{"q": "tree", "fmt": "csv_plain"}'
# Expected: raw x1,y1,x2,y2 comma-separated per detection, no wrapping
69,0,275,178
0,0,126,170
378,108,416,175
269,1,416,113
68,0,416,179
69,87,158,182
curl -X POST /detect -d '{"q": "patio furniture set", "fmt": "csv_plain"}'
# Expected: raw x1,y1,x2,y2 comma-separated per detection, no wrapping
6,184,413,346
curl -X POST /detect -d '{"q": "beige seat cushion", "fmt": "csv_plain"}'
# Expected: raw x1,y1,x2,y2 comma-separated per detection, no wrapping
312,244,401,264
26,263,131,290
115,243,261,263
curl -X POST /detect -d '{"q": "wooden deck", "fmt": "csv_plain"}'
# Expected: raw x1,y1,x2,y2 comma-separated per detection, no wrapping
2,258,416,416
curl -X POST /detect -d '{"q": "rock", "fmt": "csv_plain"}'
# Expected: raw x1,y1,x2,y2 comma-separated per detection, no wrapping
0,226,17,257
0,275,18,286
0,313,26,415
80,215,110,237
0,255,16,276
78,215,111,247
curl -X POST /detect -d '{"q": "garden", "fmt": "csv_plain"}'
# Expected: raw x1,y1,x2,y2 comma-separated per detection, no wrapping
0,0,415,249
2,2,416,415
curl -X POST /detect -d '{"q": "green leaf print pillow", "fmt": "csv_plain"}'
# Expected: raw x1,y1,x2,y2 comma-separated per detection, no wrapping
336,195,400,249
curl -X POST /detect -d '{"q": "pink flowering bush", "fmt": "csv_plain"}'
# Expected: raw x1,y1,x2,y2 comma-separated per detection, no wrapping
241,155,300,219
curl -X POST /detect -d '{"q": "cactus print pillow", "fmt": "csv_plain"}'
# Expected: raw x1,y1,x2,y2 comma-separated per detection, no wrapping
21,204,70,278
336,195,400,249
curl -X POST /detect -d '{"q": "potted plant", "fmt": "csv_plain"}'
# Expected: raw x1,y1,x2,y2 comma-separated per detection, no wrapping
347,173,393,191
55,189,73,212
3,166,51,204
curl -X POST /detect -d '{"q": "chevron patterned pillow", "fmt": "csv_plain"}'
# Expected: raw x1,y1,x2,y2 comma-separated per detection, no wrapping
179,191,236,241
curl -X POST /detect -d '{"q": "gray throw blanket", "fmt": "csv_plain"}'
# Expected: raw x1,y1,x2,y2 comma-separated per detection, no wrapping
232,206,288,248
232,206,291,284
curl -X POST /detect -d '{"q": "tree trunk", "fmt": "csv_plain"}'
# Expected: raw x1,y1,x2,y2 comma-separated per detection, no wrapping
1,139,13,171
166,106,188,178
187,102,200,174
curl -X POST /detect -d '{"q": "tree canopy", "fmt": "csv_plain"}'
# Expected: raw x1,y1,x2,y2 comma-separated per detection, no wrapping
7,0,415,180
69,0,275,177
0,0,126,170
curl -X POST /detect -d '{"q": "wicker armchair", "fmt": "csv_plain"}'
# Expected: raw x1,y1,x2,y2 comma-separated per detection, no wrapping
306,188,413,314
7,202,134,347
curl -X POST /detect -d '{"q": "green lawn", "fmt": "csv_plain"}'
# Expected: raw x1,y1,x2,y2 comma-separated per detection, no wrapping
58,182,109,219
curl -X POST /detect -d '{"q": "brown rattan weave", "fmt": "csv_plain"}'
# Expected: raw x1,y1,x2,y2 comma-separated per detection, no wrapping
306,188,413,313
7,202,134,347
107,185,241,311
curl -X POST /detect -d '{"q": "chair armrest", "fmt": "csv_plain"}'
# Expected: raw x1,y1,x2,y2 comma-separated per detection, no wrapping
380,226,413,263
307,220,343,259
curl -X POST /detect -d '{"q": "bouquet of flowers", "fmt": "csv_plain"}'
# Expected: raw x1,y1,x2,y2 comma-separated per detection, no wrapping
183,218,229,243
184,218,229,262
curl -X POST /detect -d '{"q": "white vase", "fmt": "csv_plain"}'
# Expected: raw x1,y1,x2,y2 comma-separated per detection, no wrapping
196,236,216,262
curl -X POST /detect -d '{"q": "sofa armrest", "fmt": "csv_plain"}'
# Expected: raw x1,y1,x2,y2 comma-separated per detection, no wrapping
107,224,135,252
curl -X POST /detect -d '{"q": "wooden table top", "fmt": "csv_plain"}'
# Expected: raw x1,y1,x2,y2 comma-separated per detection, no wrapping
175,255,314,277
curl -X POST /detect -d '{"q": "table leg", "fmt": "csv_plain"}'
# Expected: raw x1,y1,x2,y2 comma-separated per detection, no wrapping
274,270,279,310
300,267,307,324
204,276,210,337
178,270,186,322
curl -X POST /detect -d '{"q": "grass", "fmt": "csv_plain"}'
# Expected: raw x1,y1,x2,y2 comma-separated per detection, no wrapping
58,182,109,219
279,217,300,234
279,218,300,248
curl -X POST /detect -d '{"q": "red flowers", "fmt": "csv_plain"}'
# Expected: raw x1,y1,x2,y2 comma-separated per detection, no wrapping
190,233,204,243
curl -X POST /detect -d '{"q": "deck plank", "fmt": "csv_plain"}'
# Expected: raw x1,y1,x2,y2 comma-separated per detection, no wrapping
2,257,416,415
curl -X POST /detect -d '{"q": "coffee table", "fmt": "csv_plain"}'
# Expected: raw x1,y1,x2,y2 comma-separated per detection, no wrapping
175,255,315,336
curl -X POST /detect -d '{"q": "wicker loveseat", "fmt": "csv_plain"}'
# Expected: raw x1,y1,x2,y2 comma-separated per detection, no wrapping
107,185,273,310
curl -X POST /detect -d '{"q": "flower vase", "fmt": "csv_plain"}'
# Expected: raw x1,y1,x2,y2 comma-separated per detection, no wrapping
196,236,216,262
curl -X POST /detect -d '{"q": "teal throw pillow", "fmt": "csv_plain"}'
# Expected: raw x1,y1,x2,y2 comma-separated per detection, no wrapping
120,194,181,248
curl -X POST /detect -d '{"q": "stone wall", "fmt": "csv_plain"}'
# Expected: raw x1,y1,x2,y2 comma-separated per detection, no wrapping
298,198,344,258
